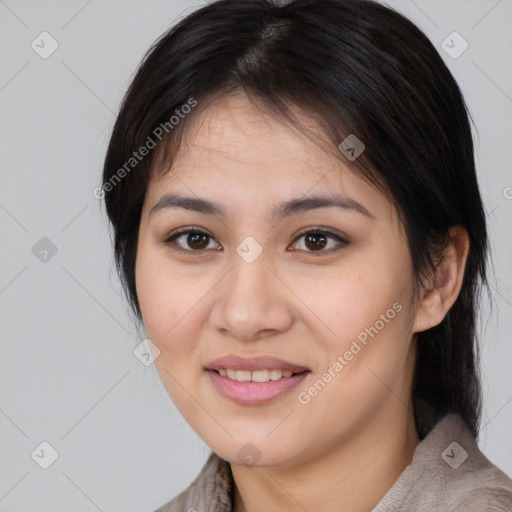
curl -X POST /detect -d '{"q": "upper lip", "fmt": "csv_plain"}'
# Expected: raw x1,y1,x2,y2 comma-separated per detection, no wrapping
205,355,310,373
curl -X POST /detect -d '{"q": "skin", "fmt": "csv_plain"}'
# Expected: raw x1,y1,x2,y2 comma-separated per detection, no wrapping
135,91,469,512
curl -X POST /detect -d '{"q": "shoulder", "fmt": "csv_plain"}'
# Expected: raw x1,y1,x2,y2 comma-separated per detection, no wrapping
449,486,512,512
153,452,233,512
439,448,512,511
373,414,512,512
437,415,512,511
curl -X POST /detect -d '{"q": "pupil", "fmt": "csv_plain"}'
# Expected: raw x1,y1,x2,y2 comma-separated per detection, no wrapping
305,233,327,250
188,233,209,249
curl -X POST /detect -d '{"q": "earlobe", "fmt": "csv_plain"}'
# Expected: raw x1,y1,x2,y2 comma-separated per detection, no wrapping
412,226,470,333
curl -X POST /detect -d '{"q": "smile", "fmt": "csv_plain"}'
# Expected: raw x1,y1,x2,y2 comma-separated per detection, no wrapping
204,354,311,404
216,368,297,382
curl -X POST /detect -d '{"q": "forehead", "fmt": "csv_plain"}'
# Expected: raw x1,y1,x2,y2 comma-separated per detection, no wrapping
145,92,395,223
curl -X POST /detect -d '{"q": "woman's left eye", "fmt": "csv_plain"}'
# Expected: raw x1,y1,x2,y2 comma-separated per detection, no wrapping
163,228,349,254
291,230,349,253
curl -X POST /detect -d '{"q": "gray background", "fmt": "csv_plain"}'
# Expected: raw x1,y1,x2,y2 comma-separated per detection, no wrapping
0,0,511,510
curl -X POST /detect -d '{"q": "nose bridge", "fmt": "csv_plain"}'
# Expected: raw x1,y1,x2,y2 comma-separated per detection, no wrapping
210,238,293,339
225,241,274,313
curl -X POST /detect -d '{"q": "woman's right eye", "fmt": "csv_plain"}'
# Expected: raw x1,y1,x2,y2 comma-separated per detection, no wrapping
164,229,221,252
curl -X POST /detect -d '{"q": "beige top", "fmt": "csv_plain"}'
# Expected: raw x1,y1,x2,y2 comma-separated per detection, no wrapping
154,414,512,511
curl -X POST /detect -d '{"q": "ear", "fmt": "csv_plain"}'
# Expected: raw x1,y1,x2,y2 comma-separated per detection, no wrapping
412,226,470,333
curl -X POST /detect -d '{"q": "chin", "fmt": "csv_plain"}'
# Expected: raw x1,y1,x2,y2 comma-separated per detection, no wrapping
208,437,306,468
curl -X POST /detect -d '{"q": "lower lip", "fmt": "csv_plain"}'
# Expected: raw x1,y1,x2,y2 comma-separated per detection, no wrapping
206,370,310,405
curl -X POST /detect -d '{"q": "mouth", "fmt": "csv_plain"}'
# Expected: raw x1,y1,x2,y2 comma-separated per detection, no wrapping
204,354,311,405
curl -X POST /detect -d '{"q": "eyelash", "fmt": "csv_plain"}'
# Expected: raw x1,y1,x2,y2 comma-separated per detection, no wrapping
162,226,350,256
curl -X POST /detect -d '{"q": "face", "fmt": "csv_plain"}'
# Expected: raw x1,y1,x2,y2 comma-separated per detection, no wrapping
135,91,420,467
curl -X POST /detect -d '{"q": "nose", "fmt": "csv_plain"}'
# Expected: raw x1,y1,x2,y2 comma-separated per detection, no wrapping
209,251,294,342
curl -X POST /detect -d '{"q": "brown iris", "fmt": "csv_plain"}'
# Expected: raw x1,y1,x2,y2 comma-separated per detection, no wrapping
304,232,328,251
187,232,210,250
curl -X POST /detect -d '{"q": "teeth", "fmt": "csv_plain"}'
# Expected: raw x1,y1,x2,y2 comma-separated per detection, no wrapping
217,368,295,382
251,369,269,382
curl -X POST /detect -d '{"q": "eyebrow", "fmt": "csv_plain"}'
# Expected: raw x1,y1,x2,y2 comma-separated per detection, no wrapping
148,192,375,220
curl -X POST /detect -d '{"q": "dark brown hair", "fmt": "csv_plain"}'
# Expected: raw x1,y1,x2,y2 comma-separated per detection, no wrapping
102,0,491,439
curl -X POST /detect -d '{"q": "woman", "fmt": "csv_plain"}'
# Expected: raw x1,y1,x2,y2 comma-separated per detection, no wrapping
101,0,512,510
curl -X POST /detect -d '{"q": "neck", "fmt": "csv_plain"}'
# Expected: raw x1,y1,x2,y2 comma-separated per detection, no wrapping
231,406,419,512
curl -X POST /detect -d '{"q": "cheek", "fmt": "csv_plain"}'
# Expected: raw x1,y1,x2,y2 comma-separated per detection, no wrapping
302,250,415,391
301,258,408,344
135,245,203,360
136,255,209,418
311,272,415,410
